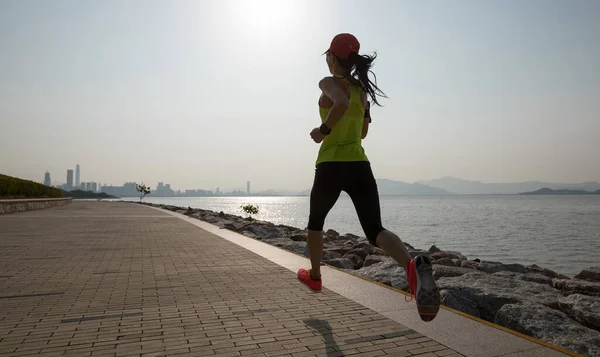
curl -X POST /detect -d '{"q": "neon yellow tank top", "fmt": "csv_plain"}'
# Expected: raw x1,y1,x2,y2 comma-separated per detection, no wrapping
316,77,369,166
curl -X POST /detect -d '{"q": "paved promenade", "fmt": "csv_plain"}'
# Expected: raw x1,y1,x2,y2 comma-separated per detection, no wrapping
0,201,463,356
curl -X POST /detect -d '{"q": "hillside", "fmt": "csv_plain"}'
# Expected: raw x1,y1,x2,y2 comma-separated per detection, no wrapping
419,177,600,195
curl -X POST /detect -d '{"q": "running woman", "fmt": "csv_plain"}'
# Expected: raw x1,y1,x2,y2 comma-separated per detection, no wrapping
297,33,441,322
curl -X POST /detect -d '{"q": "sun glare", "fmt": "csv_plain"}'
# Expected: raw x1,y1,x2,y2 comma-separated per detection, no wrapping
233,0,296,31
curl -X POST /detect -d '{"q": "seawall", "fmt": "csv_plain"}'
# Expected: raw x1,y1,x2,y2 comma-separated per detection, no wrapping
0,198,72,214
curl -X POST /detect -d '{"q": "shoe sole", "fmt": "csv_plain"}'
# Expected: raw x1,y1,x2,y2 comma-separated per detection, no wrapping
415,256,440,322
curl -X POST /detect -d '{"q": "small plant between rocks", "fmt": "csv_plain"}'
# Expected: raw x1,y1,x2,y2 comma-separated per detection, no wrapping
240,204,259,221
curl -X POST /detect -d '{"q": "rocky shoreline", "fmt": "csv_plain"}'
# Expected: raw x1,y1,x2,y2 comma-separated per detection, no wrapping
138,202,600,357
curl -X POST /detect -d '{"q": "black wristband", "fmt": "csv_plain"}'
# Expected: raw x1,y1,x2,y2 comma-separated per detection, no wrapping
319,123,332,135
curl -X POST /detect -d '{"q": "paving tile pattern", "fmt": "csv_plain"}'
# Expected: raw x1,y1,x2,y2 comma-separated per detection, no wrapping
0,202,463,356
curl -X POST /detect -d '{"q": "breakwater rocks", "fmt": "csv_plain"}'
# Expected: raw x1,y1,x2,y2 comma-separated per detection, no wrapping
141,203,600,357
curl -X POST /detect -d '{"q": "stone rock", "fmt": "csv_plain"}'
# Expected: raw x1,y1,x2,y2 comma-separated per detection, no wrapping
323,258,355,270
574,267,600,283
218,211,226,217
325,229,339,238
353,258,408,291
494,303,600,357
432,257,455,267
440,290,481,318
290,234,307,242
344,253,364,269
432,251,459,260
363,255,386,267
525,264,569,280
558,294,600,331
446,251,468,260
352,242,374,254
322,250,342,260
343,240,355,246
461,260,480,270
429,245,441,254
437,272,562,321
340,233,360,242
493,271,553,287
433,265,479,280
272,240,308,257
553,279,600,297
224,221,253,232
451,259,462,267
371,247,387,256
241,231,261,240
240,224,284,240
478,262,525,274
347,247,369,260
325,247,351,256
403,242,415,250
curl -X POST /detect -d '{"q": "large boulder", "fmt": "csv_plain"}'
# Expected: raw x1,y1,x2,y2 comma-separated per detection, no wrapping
433,265,479,280
325,229,340,238
322,250,342,260
461,260,480,270
324,258,355,270
344,253,364,269
325,247,352,256
437,272,562,321
492,271,553,287
240,224,284,240
428,245,441,254
478,262,525,274
352,258,408,291
371,247,387,256
271,240,308,256
553,279,600,297
351,242,375,254
494,303,600,357
433,257,455,267
574,267,600,283
347,247,370,260
558,294,600,331
289,233,307,242
440,290,481,318
432,251,467,261
525,264,569,280
363,255,386,267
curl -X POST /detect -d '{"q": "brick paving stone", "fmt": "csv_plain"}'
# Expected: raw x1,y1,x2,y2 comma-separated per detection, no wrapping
0,202,462,357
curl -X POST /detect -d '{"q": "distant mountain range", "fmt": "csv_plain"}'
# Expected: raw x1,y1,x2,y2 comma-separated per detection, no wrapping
253,177,600,196
520,188,600,195
418,177,600,195
259,179,454,196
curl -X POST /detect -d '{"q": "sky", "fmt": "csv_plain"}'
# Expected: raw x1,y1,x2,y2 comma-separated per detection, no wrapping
1,0,599,192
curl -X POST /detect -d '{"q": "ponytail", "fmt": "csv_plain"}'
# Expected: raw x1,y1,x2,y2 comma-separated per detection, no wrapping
338,51,387,106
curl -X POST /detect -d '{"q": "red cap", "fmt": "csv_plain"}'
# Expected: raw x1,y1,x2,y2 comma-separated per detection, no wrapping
324,33,360,60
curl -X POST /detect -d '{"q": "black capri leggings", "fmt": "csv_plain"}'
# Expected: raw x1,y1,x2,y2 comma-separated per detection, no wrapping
307,161,385,246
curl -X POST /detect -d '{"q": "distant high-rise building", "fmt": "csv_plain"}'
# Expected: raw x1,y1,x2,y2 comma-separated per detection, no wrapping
44,172,51,186
66,170,74,190
91,182,98,193
80,182,86,190
75,164,80,188
247,181,250,195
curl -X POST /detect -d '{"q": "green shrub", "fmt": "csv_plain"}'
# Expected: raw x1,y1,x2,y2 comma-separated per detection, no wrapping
0,174,63,198
240,204,259,220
